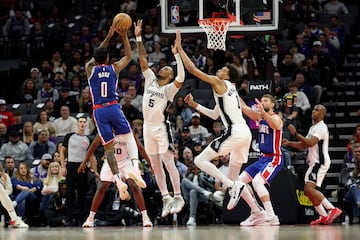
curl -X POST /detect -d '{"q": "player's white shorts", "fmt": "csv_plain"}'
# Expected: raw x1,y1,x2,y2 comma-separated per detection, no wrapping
209,123,252,165
304,162,330,187
143,121,169,155
100,158,142,182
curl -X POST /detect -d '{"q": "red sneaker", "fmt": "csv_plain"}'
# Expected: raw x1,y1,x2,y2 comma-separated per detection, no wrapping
310,216,328,225
325,208,342,224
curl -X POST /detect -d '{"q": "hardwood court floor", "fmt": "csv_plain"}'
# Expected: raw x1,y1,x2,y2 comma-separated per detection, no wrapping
0,224,359,240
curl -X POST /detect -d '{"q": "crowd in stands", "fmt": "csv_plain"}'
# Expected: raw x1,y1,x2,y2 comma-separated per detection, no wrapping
0,0,359,227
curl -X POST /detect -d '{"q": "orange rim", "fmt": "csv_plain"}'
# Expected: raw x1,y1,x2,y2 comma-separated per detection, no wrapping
198,18,231,25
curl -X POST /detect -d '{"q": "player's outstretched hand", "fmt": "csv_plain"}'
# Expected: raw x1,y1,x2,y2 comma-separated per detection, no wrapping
134,19,142,37
175,30,182,49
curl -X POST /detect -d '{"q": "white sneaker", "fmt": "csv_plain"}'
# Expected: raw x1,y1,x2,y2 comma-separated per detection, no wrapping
82,217,94,228
240,210,268,226
265,214,280,226
116,180,130,200
142,216,153,227
128,171,147,189
170,195,185,214
227,181,245,210
12,201,17,208
161,196,174,218
10,217,29,228
186,217,196,226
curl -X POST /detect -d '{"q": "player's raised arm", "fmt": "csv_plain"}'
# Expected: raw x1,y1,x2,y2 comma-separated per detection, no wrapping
171,39,185,89
175,30,218,86
113,25,132,74
134,20,148,72
85,26,116,76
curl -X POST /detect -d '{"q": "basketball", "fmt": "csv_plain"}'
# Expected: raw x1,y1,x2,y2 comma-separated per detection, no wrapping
113,13,132,30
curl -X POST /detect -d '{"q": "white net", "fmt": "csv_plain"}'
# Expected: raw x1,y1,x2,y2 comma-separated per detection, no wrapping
198,18,231,51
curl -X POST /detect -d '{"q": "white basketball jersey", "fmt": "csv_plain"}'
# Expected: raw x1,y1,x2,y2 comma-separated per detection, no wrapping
213,80,246,129
142,68,178,123
306,120,331,167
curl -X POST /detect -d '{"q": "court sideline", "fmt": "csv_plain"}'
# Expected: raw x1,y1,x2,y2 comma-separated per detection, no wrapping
0,225,359,240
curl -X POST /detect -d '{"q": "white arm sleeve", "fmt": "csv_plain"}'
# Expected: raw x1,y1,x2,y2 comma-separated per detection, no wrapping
174,53,185,83
196,103,220,120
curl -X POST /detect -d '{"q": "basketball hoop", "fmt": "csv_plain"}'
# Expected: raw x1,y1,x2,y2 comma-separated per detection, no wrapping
198,18,231,51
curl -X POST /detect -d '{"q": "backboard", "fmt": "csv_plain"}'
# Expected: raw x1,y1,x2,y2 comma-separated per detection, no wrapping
160,0,282,34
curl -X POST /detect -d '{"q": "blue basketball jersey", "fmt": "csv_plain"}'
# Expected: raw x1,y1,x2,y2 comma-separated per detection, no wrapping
258,117,282,155
88,65,118,105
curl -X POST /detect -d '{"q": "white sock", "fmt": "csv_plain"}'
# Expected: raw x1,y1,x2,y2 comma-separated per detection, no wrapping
315,204,328,217
321,198,335,210
88,211,96,220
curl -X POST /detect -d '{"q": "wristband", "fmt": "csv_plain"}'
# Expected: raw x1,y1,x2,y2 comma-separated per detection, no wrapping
136,36,142,42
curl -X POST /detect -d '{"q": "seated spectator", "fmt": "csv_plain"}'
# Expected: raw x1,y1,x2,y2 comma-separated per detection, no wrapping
193,140,203,157
284,81,311,132
37,79,59,103
52,106,78,139
28,68,43,91
18,79,38,104
180,147,215,226
289,44,305,67
25,129,57,168
208,121,224,143
78,87,92,114
121,94,142,123
132,119,144,144
0,99,14,128
7,111,24,138
53,151,61,164
294,72,316,106
117,74,130,101
11,162,41,219
346,124,360,154
43,99,57,121
3,156,17,178
54,87,79,115
22,121,34,146
120,84,142,113
203,55,219,76
51,68,69,92
148,42,166,66
127,64,144,94
189,112,211,146
278,53,299,78
343,143,360,170
68,75,82,100
176,126,195,163
212,154,229,209
174,148,187,178
0,130,28,164
272,71,288,101
173,95,192,127
278,95,301,140
40,161,64,215
343,152,360,223
30,153,52,184
33,111,55,138
0,162,28,228
0,124,8,148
